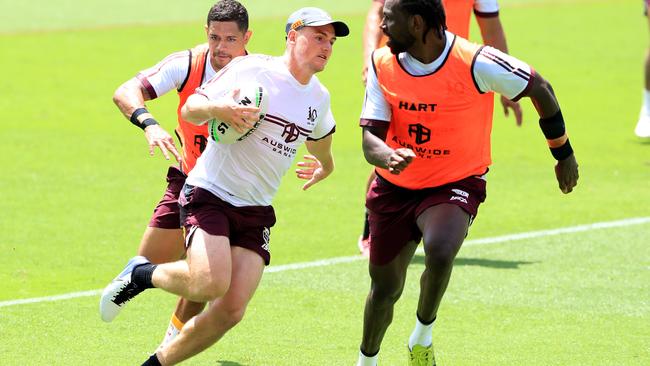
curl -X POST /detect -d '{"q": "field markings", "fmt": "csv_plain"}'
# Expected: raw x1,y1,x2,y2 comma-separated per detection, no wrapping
1,216,648,309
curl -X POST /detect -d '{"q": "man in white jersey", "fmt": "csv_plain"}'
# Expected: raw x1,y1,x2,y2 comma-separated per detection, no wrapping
356,0,578,365
110,0,259,348
100,7,348,366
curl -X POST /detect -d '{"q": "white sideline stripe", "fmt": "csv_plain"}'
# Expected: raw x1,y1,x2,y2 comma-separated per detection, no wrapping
1,217,648,309
0,290,102,308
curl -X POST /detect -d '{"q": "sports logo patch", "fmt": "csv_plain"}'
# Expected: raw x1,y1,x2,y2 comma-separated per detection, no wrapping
261,227,271,253
451,189,469,198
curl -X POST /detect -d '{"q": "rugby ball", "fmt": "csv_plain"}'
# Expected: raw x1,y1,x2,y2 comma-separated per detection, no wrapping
208,83,268,144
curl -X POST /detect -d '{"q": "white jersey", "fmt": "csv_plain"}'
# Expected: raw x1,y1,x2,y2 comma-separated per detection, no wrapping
136,49,217,98
473,0,499,14
186,54,336,207
361,31,533,122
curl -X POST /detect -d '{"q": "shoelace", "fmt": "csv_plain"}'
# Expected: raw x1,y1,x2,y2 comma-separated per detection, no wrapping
111,282,144,305
410,348,434,365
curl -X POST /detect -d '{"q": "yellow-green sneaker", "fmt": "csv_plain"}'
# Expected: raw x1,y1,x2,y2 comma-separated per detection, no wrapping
408,344,436,366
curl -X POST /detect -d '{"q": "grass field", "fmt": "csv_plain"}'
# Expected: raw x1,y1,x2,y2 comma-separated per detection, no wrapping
0,0,649,365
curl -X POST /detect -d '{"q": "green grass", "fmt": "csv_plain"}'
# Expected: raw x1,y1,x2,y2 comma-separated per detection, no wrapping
0,0,649,364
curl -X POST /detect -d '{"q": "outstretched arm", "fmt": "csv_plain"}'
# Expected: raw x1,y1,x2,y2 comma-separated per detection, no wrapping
301,135,335,190
476,15,523,126
524,73,579,194
113,78,181,161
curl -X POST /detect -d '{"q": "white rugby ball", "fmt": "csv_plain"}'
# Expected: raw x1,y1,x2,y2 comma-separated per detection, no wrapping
208,83,268,144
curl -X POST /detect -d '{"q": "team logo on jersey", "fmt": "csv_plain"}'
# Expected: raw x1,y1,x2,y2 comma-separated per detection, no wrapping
399,101,437,112
261,227,270,253
264,113,311,145
193,134,207,153
408,123,431,144
307,107,318,123
282,123,301,143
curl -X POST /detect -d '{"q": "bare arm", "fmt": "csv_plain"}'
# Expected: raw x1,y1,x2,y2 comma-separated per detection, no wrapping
362,125,415,174
181,92,260,132
523,72,579,194
113,78,153,119
475,16,508,53
476,15,523,126
112,78,181,161
362,1,385,85
300,135,335,190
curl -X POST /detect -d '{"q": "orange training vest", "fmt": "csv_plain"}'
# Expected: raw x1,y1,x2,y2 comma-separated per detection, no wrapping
372,36,494,190
176,43,210,174
443,0,475,39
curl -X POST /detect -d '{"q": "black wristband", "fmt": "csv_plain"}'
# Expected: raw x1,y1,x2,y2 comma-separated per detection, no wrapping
539,110,565,139
129,107,158,130
550,139,573,160
141,118,159,129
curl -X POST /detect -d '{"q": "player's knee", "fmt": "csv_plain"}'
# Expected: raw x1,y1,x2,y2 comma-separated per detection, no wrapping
423,241,458,270
191,279,230,302
221,304,247,329
369,281,403,306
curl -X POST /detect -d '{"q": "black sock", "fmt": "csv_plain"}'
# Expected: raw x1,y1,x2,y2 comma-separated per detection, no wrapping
141,353,161,366
362,211,370,240
416,312,436,326
360,348,379,357
132,263,157,289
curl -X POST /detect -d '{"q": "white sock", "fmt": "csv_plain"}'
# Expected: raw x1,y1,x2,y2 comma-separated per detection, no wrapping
357,350,378,366
408,315,434,349
159,313,184,349
642,89,650,115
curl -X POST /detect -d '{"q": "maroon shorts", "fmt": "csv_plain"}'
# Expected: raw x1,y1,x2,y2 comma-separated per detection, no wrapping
179,185,276,265
148,166,187,229
366,174,487,266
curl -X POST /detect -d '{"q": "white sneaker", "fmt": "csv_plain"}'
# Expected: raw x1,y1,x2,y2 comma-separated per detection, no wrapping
99,256,150,322
635,113,650,138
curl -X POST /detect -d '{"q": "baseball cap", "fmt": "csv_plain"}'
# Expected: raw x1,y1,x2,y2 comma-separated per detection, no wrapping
285,7,350,37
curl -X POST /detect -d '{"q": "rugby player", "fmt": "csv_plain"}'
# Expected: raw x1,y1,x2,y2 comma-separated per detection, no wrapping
358,0,522,256
355,1,578,364
110,0,257,347
102,7,349,365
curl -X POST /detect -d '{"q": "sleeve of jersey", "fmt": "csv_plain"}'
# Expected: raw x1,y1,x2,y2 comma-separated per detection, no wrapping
136,50,191,99
359,60,391,128
308,104,336,141
195,60,243,101
472,46,535,102
473,0,500,17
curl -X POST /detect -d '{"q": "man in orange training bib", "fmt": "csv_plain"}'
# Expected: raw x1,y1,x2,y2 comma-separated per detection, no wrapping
357,0,522,256
355,1,579,365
